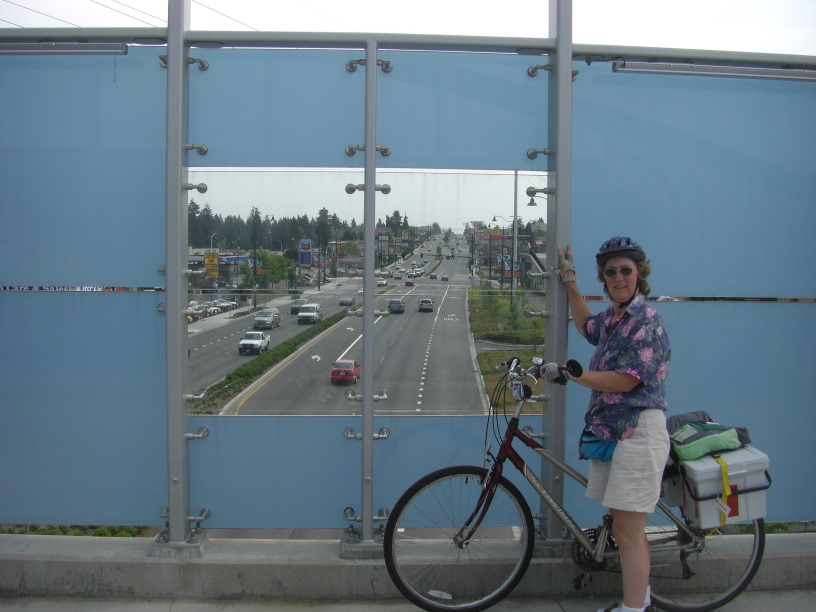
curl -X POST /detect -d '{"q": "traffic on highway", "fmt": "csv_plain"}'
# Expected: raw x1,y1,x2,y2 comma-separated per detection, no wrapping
187,238,486,416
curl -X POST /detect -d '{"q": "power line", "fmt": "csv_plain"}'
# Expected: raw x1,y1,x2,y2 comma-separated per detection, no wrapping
193,0,259,31
104,0,166,25
0,16,23,27
88,0,162,27
1,0,81,26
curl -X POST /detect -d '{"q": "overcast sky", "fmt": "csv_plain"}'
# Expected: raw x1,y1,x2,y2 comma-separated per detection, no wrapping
3,1,814,231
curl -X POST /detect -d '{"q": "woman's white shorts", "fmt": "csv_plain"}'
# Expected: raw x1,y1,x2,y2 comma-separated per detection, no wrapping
585,408,670,513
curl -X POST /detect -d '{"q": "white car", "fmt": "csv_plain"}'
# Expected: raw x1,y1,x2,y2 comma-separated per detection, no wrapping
238,331,270,355
377,277,387,286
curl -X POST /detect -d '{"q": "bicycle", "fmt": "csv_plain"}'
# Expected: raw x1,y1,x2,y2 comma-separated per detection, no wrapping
383,358,765,612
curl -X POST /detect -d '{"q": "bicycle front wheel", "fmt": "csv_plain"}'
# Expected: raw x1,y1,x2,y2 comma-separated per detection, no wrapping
647,504,765,612
383,465,534,612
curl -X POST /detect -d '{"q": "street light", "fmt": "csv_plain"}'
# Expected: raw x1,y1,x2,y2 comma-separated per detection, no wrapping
494,198,538,304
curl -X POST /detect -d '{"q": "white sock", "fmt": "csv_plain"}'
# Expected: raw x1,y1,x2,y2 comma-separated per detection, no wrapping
644,585,651,606
621,605,645,612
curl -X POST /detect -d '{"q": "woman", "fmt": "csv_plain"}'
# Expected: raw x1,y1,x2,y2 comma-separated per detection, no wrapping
549,236,671,612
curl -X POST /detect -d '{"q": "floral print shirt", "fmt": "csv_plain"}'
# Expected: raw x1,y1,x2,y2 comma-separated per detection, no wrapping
582,294,671,442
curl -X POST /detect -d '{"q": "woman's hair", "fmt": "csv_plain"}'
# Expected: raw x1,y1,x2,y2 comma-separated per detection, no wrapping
596,259,652,298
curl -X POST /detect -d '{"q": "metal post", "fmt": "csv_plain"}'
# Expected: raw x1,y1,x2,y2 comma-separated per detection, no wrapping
163,0,193,548
360,39,378,543
540,0,574,541
511,171,518,305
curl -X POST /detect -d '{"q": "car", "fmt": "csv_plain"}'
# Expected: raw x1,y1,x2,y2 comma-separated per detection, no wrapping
330,359,360,385
429,273,437,279
393,273,402,280
203,302,221,316
238,331,270,355
441,275,449,281
418,298,434,312
297,303,323,324
377,277,387,286
358,287,364,294
405,279,414,286
290,298,307,314
387,298,405,314
339,294,355,306
253,308,280,330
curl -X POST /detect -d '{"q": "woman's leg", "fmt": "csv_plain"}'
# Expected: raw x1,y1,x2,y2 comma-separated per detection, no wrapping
610,508,649,609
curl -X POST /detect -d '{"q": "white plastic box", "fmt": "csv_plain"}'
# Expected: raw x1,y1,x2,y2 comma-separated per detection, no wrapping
662,446,770,529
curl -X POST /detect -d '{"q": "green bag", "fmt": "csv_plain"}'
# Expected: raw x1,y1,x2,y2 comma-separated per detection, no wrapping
670,421,742,461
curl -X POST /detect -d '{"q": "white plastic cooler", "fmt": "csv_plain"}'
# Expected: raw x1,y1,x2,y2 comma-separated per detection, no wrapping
661,445,770,529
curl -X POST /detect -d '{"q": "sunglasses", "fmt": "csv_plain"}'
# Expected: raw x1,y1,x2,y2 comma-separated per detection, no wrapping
604,265,634,278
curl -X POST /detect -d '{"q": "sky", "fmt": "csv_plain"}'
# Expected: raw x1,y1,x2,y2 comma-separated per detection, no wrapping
2,1,815,231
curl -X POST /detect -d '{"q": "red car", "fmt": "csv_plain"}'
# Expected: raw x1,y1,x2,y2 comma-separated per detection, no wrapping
405,279,414,286
330,359,361,384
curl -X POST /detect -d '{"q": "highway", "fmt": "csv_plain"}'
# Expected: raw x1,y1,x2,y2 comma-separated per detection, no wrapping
188,253,486,416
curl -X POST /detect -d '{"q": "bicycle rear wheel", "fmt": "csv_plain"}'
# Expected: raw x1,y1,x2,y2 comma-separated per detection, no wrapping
383,465,534,612
646,504,765,612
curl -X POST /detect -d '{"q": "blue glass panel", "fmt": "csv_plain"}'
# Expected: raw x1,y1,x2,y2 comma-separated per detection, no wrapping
187,49,365,168
377,50,549,170
572,61,816,298
0,47,167,288
0,291,167,525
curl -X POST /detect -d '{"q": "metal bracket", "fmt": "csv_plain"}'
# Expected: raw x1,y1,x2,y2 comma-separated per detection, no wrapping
159,55,208,70
525,308,549,318
183,389,208,401
527,148,552,159
183,182,208,193
522,425,550,440
186,268,207,277
343,426,391,440
343,506,390,523
526,186,554,197
345,183,391,194
346,58,392,72
344,388,388,403
528,64,579,80
156,302,167,314
184,143,208,155
344,144,392,156
184,427,209,440
350,309,390,317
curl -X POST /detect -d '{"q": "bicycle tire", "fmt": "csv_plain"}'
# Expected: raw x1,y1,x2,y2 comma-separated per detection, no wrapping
646,505,765,612
384,465,534,612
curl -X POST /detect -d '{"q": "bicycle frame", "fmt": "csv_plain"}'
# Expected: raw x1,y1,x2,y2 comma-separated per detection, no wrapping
460,390,700,565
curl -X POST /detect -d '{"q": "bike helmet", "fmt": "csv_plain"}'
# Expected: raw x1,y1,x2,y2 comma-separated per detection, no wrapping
595,236,646,266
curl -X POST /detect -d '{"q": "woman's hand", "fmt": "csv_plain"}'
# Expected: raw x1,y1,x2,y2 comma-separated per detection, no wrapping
553,244,576,283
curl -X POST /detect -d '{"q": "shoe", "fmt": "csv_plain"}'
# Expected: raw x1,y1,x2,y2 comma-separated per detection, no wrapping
596,605,620,612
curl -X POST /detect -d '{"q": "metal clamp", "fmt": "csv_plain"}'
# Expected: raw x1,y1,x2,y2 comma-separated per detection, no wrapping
350,309,389,317
343,506,390,523
344,144,392,156
527,64,579,80
184,143,208,155
525,308,549,318
527,148,552,159
183,389,208,401
526,186,554,197
156,303,167,314
345,183,391,194
344,389,389,402
183,183,208,193
159,55,208,70
346,58,392,73
184,427,209,440
186,268,207,277
343,426,391,440
522,425,550,440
